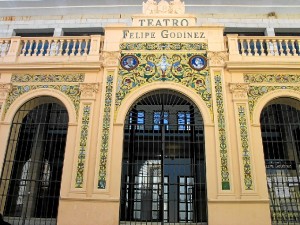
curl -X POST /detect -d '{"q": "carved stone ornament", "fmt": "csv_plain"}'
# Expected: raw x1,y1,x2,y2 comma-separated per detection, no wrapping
143,0,185,14
103,51,120,67
80,83,100,100
229,83,250,101
207,51,229,67
0,83,12,101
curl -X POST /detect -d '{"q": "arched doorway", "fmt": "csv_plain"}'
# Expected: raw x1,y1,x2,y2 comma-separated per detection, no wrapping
119,89,207,224
260,99,300,224
0,96,69,225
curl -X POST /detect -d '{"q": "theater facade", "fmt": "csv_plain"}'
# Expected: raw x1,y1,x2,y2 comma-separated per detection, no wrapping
0,1,299,225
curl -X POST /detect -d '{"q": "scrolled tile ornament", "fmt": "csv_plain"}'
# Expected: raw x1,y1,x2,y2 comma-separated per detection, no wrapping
189,55,207,71
120,55,139,71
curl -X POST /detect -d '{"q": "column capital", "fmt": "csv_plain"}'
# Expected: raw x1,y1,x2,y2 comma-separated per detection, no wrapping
229,83,249,101
79,83,100,100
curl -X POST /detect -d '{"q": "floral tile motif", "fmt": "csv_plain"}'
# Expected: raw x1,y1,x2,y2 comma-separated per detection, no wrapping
214,73,230,190
75,104,91,188
120,42,207,51
116,53,213,118
5,85,81,116
98,74,114,189
248,85,300,119
237,105,253,190
11,73,85,83
244,73,300,83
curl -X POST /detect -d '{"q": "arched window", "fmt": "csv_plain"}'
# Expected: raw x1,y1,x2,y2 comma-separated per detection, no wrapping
0,96,69,225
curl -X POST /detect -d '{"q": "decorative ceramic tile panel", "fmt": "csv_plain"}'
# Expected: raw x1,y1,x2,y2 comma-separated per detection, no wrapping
248,85,300,119
214,72,230,190
120,42,207,51
75,104,91,188
116,53,213,118
98,74,114,189
244,73,300,83
11,73,85,83
5,85,81,116
237,105,253,190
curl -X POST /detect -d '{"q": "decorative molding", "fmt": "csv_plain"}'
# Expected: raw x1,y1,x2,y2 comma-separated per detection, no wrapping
98,74,114,189
214,72,230,190
237,105,253,190
75,104,91,188
229,83,249,101
11,73,85,83
120,42,207,51
143,0,185,15
116,53,213,119
207,51,228,67
103,51,120,67
0,83,12,101
244,73,300,120
80,83,100,100
244,73,300,83
5,85,81,116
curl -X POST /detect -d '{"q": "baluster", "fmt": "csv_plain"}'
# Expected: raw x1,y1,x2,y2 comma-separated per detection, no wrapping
70,39,76,56
296,40,300,56
21,40,27,56
290,39,296,56
239,39,245,56
253,39,258,56
278,39,284,56
246,39,251,56
267,39,273,56
58,39,63,56
27,40,34,56
272,39,279,56
65,39,71,56
33,40,39,56
0,40,3,56
40,40,46,56
284,39,291,56
259,39,264,56
83,39,88,56
77,39,83,56
46,40,51,56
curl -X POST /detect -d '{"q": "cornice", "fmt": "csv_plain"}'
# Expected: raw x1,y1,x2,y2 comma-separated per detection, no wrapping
0,61,103,71
226,61,300,71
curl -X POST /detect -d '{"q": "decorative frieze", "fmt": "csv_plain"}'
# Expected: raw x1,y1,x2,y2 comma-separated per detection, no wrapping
244,73,300,120
75,104,91,188
5,85,81,116
120,42,207,51
98,74,114,189
116,52,213,119
244,73,300,83
214,72,230,190
80,83,100,100
11,73,85,83
229,83,249,101
237,105,253,190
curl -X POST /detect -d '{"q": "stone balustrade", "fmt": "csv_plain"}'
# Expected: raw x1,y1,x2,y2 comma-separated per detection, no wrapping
227,34,300,61
0,35,104,63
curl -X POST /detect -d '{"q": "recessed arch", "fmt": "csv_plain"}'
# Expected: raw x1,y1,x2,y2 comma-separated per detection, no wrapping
259,96,300,224
0,96,70,224
253,89,300,125
119,88,208,224
4,88,77,124
115,82,213,126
